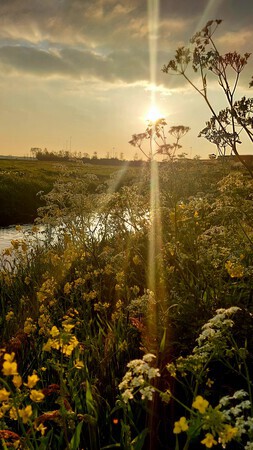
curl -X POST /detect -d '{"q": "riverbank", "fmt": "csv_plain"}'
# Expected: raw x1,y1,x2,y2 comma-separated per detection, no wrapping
0,159,133,226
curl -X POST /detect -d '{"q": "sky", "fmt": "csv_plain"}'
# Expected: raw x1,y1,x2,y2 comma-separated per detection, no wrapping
0,0,252,159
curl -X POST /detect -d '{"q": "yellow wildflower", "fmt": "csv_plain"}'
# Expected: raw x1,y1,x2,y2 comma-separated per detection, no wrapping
206,378,214,388
12,374,22,388
201,433,217,448
173,416,189,434
225,260,244,278
24,318,36,335
62,322,75,332
9,407,18,420
5,311,14,322
62,335,79,356
18,405,33,423
30,390,45,403
64,282,72,294
35,422,47,436
26,374,40,388
219,424,237,446
50,326,60,337
4,352,15,362
42,339,53,352
1,402,10,413
0,388,10,402
2,359,18,376
74,360,84,369
192,395,209,414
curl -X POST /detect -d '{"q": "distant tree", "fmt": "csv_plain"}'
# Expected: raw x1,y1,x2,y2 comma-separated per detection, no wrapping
30,147,42,158
162,19,253,177
129,119,190,161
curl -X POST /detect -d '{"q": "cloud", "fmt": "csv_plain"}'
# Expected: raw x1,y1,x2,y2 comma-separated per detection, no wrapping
0,44,150,83
0,0,252,87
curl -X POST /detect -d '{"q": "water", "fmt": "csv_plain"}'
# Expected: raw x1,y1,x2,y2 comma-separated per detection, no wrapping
0,225,29,252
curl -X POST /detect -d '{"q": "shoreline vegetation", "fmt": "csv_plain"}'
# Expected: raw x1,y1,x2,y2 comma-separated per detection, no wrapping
0,156,250,227
1,155,253,449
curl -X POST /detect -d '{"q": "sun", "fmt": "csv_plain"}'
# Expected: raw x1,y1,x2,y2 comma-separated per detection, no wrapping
145,105,163,122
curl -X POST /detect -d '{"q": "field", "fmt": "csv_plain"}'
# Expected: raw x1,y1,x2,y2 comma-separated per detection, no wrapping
0,158,253,449
0,159,132,226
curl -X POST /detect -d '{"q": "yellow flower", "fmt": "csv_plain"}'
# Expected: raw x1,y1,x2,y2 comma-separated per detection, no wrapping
225,260,244,278
5,311,14,322
192,395,209,414
30,390,45,403
50,326,60,337
2,360,18,376
62,322,75,332
201,433,217,448
4,352,15,362
62,337,79,356
35,422,47,436
206,378,214,388
26,374,40,388
9,407,18,420
0,388,10,402
42,339,53,352
24,318,36,335
74,360,84,369
64,282,72,294
1,402,10,413
219,424,237,445
18,405,33,423
173,416,189,434
12,374,22,388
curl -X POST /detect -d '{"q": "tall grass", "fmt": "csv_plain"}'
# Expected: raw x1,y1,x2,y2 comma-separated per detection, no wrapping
0,162,252,449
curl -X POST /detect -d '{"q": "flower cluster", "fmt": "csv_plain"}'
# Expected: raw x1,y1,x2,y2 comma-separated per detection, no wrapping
173,395,238,448
42,321,79,356
118,353,160,403
0,351,45,434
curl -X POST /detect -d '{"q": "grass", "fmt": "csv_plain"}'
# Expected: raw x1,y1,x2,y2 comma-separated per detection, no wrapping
0,159,135,226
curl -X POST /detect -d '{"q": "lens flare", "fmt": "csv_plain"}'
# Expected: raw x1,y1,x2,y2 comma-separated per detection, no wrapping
146,105,162,122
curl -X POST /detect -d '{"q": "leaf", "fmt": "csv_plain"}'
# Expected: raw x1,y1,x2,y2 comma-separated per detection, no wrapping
69,421,83,450
131,428,149,450
159,328,167,353
86,380,97,418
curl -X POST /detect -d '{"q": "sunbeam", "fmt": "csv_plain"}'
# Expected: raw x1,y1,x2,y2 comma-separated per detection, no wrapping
194,0,223,33
148,0,160,122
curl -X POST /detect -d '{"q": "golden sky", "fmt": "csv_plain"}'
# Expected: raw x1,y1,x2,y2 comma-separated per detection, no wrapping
0,0,252,159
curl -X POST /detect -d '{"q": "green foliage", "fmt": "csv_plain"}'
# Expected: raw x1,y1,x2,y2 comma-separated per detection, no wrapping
0,158,252,449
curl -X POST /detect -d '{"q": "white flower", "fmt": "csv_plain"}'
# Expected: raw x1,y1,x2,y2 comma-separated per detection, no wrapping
147,367,160,379
233,390,247,400
131,375,145,387
143,353,156,363
140,386,155,401
122,389,134,403
219,396,230,407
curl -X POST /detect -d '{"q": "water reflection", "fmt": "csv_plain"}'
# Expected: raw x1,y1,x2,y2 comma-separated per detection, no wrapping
0,225,30,252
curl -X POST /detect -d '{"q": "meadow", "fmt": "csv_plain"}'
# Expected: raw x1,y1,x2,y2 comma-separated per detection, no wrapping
0,159,130,226
0,156,253,449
